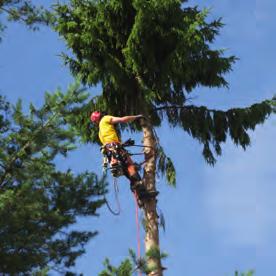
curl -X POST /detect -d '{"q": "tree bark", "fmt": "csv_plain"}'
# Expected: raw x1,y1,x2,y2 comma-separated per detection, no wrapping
141,118,163,276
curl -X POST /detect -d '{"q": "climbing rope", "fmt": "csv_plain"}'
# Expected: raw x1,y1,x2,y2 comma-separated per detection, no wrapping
104,177,121,216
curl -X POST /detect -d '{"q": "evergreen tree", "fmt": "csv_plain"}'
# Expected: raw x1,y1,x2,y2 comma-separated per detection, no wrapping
235,271,255,276
99,258,133,276
0,0,54,40
54,1,275,275
98,254,255,276
0,85,106,274
98,249,158,276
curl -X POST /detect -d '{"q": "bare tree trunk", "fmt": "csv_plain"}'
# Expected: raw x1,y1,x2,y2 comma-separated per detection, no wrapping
141,118,163,276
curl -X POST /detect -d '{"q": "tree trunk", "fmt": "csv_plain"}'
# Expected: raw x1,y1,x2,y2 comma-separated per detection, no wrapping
141,118,163,276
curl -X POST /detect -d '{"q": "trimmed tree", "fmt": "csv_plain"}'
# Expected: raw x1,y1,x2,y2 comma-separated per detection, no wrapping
54,0,274,275
0,86,105,274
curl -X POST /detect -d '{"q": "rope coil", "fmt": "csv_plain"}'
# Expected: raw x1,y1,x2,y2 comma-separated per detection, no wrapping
104,177,121,216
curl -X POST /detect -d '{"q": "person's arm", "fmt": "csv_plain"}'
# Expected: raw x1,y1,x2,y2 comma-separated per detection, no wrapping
110,115,143,124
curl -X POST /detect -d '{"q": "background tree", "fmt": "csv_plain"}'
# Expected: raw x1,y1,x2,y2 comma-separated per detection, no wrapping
98,254,255,276
54,0,275,275
0,85,106,274
234,271,255,276
0,0,53,40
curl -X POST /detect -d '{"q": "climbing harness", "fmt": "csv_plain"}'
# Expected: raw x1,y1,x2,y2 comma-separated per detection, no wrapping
102,140,143,215
101,139,153,178
101,142,129,178
101,136,159,212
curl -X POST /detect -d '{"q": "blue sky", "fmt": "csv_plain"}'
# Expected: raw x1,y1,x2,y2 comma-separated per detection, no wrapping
0,0,275,275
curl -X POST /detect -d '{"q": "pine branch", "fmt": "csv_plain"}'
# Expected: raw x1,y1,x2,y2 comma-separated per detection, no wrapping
155,100,273,164
0,109,59,187
0,1,54,31
0,6,29,24
154,104,217,113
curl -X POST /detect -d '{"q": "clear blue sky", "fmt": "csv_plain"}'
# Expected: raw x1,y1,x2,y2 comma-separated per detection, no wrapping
0,0,275,275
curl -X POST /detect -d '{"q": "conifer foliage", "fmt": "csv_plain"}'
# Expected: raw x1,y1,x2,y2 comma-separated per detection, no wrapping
0,86,105,274
0,0,53,38
54,0,273,164
54,0,274,274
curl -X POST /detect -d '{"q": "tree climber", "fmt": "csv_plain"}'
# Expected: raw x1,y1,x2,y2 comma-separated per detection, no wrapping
90,111,156,206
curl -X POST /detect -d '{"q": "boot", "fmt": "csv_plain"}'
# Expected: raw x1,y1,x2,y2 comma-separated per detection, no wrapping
138,189,159,200
130,180,143,192
131,181,159,207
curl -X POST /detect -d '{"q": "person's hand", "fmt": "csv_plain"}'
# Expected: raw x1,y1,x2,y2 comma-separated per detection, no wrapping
136,114,147,126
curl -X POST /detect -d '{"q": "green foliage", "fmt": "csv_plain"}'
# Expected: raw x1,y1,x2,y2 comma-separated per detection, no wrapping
159,208,166,233
31,266,50,276
270,96,276,112
234,270,255,276
99,248,168,275
0,84,106,274
0,0,54,40
99,249,253,276
54,0,273,169
0,95,11,132
146,246,168,261
54,0,235,118
99,258,133,276
174,101,272,164
157,145,176,186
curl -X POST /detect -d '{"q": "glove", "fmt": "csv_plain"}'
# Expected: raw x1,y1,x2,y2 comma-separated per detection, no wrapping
136,115,147,127
123,138,135,146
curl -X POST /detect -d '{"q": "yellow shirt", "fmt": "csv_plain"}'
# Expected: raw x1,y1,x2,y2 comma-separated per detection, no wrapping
99,115,120,145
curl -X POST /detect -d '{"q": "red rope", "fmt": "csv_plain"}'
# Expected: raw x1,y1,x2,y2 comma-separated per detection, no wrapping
133,191,142,276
